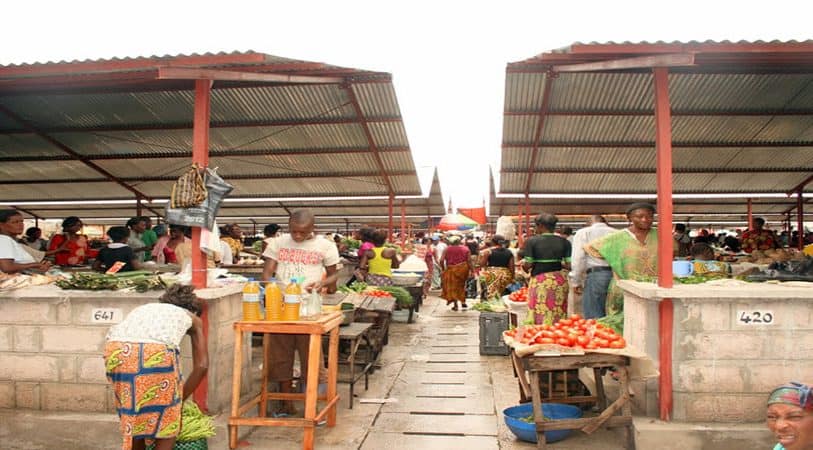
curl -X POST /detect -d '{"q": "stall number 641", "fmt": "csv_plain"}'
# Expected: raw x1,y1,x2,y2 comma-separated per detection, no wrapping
91,308,122,323
737,310,774,325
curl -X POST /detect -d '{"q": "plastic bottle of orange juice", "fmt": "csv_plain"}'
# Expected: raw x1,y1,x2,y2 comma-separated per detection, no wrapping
265,278,283,321
282,278,301,321
242,278,262,321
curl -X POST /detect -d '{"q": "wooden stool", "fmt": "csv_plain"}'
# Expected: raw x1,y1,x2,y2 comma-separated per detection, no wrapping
228,312,342,450
515,351,635,450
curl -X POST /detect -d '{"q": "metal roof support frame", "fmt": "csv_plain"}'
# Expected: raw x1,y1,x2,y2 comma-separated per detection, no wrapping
798,192,805,250
388,194,394,243
343,83,394,196
191,78,212,411
400,199,407,245
747,198,753,230
654,67,674,422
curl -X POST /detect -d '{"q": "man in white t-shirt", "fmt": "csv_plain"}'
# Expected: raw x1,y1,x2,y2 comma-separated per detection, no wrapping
261,209,339,416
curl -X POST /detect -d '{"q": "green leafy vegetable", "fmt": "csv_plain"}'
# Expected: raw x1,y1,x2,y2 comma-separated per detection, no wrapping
376,285,414,307
597,311,624,335
177,401,216,442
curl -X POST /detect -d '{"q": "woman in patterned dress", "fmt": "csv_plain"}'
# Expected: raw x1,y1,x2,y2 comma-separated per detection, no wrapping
521,213,571,325
104,284,209,450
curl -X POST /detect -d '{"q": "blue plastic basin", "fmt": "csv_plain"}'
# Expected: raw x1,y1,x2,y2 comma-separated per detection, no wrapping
503,402,583,443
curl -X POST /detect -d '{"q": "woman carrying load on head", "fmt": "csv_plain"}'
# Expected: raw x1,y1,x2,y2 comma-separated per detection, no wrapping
766,381,813,450
521,212,571,325
104,284,208,450
478,234,515,300
584,202,658,317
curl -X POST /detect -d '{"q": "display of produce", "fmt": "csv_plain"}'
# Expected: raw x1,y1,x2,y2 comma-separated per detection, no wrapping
472,298,506,312
55,271,166,292
508,287,528,302
338,281,368,294
503,314,626,349
375,285,414,307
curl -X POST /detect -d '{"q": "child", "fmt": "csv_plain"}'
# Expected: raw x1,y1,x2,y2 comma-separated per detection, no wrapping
690,243,730,276
93,226,141,273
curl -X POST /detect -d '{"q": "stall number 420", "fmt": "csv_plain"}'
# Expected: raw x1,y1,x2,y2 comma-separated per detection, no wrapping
737,310,774,325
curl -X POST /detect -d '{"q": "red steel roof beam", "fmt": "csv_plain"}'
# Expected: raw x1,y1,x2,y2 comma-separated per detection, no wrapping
524,72,556,196
0,104,153,202
157,67,345,84
343,83,394,196
553,53,695,72
787,174,813,196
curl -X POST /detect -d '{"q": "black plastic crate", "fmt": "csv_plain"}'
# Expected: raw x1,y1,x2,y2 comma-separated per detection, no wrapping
479,311,510,356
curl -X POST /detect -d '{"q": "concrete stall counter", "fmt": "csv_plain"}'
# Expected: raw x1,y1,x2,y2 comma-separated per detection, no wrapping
0,283,253,414
619,279,813,423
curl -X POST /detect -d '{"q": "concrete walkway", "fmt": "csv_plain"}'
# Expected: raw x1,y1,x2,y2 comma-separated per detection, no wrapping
0,294,629,449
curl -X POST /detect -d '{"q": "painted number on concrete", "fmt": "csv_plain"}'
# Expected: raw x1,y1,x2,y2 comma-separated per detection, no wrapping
91,308,122,323
737,310,774,325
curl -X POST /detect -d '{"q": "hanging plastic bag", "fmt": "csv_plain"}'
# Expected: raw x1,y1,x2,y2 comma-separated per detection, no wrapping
165,167,233,229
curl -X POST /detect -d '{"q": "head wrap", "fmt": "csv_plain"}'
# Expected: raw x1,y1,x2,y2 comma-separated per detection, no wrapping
767,382,813,410
447,235,462,245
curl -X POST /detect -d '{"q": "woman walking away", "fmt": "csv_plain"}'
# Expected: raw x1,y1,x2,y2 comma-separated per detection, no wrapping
766,381,813,450
440,235,473,310
585,202,658,317
359,229,401,286
104,284,208,450
522,213,571,325
478,235,515,300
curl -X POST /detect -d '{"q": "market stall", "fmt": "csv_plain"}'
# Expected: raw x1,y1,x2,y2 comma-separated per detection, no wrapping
619,279,813,422
0,281,252,414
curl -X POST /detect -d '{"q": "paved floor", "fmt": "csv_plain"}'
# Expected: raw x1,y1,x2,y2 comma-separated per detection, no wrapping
0,293,629,449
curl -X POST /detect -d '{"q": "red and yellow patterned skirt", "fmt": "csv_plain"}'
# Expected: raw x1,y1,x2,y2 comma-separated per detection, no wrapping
104,341,182,450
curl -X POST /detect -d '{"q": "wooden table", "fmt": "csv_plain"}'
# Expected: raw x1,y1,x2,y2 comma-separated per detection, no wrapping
331,322,373,409
515,351,635,450
229,312,343,450
323,293,395,366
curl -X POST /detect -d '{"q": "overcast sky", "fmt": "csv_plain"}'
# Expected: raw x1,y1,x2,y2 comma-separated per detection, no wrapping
3,1,811,211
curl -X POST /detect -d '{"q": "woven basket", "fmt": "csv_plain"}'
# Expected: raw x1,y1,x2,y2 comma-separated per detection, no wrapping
170,165,207,208
146,439,208,450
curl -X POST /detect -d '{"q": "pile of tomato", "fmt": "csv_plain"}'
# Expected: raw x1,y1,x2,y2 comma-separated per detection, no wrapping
503,314,626,349
365,289,394,298
507,287,528,302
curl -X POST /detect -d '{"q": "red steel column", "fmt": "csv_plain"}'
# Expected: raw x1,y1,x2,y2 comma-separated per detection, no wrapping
654,67,674,421
747,198,753,230
388,194,394,242
191,79,212,411
525,194,532,240
400,199,406,246
517,200,524,247
798,191,805,250
191,80,212,289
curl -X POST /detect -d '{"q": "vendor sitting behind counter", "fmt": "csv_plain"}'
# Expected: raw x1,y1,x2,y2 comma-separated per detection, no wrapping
0,209,52,274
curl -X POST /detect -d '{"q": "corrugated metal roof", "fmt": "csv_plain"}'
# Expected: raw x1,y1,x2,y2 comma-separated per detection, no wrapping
498,41,813,224
0,51,423,221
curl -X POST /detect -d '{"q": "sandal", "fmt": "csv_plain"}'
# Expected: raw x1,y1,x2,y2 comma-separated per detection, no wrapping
450,305,459,311
461,303,468,309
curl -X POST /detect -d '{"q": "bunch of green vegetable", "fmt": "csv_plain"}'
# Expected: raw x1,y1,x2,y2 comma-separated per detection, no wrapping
472,299,506,312
341,237,361,250
518,413,549,423
55,271,166,293
673,274,728,284
177,401,216,442
376,285,414,307
338,281,368,294
383,243,402,254
596,311,624,335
